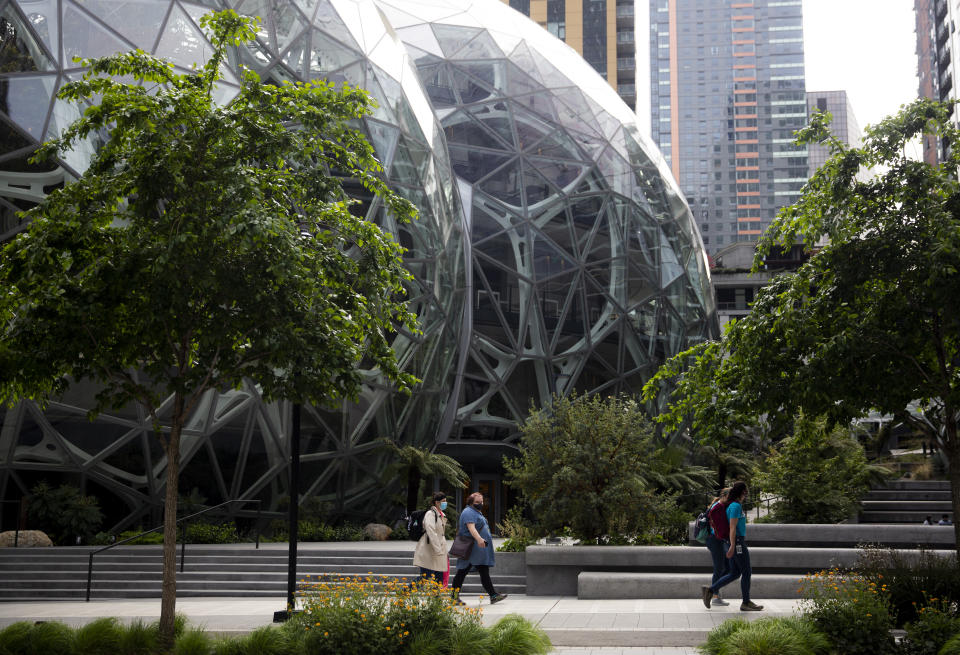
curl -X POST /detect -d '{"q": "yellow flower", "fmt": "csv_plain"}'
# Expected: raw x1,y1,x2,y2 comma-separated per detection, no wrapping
386,626,391,631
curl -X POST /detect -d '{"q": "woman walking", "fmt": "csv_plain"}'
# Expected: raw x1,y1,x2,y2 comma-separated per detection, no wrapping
451,492,508,605
413,491,449,585
701,481,763,612
704,488,730,606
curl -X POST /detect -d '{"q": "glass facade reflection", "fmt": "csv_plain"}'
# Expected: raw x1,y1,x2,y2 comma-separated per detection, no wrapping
0,0,716,529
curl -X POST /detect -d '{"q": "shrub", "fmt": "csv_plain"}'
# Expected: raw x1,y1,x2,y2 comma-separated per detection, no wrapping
496,506,535,552
388,524,409,540
212,626,292,655
446,620,490,655
504,392,714,544
799,567,897,655
173,628,213,655
720,617,829,655
119,619,158,655
699,617,829,655
28,621,74,655
941,631,960,655
902,597,960,655
73,617,123,655
0,621,34,655
114,529,165,545
857,547,960,626
699,617,749,655
184,521,239,544
294,573,482,655
26,481,104,544
756,414,887,524
484,615,551,655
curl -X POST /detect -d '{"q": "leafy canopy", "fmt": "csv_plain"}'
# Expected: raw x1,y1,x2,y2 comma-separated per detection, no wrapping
643,99,960,442
503,393,713,543
0,10,420,425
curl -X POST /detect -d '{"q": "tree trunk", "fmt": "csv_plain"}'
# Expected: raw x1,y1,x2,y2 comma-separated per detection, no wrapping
945,413,960,558
158,393,184,650
717,462,728,490
406,468,420,516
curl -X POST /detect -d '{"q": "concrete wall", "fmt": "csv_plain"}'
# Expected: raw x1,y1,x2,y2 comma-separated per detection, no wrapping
687,523,957,549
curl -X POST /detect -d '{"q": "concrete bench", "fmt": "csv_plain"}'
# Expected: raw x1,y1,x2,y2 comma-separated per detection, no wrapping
578,571,805,599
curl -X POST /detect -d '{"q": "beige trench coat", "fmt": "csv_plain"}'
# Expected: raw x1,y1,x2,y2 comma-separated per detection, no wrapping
412,506,448,572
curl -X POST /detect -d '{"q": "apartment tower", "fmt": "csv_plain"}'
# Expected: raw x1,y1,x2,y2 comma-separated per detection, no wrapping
646,0,807,255
502,0,638,109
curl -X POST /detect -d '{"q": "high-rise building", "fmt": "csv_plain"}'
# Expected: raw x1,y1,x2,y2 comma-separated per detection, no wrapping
501,0,638,109
806,90,863,175
645,0,807,256
915,0,959,164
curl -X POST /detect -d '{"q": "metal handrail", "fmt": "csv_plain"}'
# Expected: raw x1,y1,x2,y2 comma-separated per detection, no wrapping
86,499,261,601
0,500,26,547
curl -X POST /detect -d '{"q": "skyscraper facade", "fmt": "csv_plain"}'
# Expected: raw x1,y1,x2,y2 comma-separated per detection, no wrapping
806,90,862,175
915,0,959,164
502,0,638,110
645,0,807,256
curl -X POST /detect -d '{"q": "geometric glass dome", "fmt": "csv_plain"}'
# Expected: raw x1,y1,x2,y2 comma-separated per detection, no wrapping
0,0,716,530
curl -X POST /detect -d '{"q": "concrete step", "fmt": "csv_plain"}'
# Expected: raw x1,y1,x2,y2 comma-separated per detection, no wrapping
875,480,951,491
863,490,952,501
860,511,954,523
578,572,804,600
861,500,953,511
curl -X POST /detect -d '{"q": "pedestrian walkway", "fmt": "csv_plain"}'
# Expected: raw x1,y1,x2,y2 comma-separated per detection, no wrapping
0,595,802,648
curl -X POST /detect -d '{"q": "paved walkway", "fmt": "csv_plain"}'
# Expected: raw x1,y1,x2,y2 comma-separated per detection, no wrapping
0,595,802,650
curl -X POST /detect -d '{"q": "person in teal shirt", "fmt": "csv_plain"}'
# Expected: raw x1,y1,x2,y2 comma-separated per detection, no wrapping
701,481,763,612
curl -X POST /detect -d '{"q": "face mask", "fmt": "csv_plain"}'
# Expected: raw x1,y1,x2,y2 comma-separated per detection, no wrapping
473,502,483,509
440,501,448,510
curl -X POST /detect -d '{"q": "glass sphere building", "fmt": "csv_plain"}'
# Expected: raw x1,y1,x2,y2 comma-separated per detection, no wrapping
0,0,717,528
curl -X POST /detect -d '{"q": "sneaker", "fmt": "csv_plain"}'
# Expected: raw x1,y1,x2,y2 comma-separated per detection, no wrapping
490,593,508,604
712,595,729,606
740,601,764,611
451,594,466,606
701,586,712,609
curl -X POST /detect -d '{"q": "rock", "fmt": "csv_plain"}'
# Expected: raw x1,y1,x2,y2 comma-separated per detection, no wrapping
362,523,392,541
0,530,53,547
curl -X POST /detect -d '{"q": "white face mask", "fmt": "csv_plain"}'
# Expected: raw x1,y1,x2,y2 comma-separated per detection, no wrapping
440,501,448,510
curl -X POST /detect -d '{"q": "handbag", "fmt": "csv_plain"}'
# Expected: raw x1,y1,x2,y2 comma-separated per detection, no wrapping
449,534,474,559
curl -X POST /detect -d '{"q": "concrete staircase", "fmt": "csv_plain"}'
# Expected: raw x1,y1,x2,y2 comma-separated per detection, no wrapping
860,480,953,524
0,543,526,601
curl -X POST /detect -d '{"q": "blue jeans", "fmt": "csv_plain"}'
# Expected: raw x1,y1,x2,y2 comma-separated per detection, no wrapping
705,533,730,587
419,567,443,585
709,535,752,602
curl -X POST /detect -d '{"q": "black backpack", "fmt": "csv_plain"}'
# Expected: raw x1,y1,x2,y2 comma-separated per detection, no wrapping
407,509,429,542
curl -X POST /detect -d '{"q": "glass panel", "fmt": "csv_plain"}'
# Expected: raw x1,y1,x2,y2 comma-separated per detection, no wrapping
0,3,54,71
154,3,212,68
76,0,169,49
0,74,55,140
62,2,133,62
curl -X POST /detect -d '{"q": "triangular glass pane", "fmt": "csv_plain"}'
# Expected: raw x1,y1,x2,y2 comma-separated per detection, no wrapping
591,323,622,373
63,2,135,63
528,155,584,194
445,111,512,151
312,1,356,49
506,41,541,83
537,206,576,258
12,1,58,65
0,120,35,156
451,29,502,60
526,128,584,161
78,0,170,50
569,194,604,257
449,144,513,185
550,273,587,353
471,200,517,244
466,104,516,150
520,158,557,206
0,3,55,71
431,23,482,58
0,74,56,140
625,261,659,308
154,3,213,68
178,440,226,505
453,61,499,104
476,157,522,206
366,120,400,170
101,433,147,475
512,90,558,123
271,0,307,55
396,23,443,57
531,226,577,280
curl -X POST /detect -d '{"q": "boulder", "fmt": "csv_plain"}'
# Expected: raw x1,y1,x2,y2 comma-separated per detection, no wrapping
362,523,392,541
0,530,53,547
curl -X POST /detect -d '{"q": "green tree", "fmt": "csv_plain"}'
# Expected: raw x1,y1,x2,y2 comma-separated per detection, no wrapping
643,99,960,552
756,414,888,523
26,481,103,544
377,441,469,514
503,392,714,543
0,10,418,645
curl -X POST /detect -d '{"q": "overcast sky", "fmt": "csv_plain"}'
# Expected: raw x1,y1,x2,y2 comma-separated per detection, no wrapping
802,0,919,131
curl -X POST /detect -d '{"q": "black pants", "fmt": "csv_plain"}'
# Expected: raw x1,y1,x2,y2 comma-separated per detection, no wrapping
451,564,497,597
